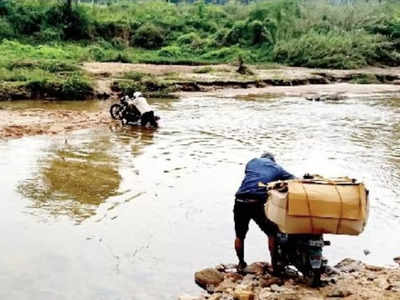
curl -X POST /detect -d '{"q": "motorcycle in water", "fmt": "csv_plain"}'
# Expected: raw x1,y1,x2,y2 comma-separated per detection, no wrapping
271,231,330,286
110,96,142,125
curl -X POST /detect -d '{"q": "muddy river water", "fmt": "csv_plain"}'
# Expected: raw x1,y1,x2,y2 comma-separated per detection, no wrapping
0,95,399,299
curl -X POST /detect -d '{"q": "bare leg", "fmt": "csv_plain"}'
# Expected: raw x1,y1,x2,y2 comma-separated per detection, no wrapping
235,237,247,270
268,235,275,254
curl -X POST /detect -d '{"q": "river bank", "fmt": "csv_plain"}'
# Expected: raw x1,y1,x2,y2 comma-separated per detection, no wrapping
1,63,400,101
1,63,400,139
84,63,400,98
181,258,400,300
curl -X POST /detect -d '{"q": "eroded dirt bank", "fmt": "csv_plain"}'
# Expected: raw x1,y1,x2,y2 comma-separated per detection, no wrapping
180,258,400,300
84,63,400,98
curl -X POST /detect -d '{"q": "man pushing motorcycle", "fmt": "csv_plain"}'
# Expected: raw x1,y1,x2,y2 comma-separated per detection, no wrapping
234,152,295,273
131,91,159,128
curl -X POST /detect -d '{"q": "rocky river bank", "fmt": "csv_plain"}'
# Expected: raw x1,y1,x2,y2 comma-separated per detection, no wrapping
180,257,400,300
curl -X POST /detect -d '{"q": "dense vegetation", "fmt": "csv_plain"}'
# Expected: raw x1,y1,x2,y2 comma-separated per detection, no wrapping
0,0,399,98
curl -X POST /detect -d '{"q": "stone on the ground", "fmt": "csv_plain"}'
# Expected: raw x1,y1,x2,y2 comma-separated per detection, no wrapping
243,262,267,275
215,278,237,293
325,286,352,297
365,265,383,272
335,258,363,273
259,277,282,288
233,290,255,300
195,268,224,290
394,256,400,265
225,272,243,282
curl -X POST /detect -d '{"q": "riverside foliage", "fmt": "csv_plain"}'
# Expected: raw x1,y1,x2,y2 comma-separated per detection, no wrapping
0,0,399,98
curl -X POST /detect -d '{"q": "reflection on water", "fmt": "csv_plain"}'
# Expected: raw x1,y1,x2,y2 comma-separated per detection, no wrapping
0,95,399,299
18,135,121,223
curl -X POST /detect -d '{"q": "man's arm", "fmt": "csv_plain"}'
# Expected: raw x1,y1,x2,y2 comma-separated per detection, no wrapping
279,167,295,180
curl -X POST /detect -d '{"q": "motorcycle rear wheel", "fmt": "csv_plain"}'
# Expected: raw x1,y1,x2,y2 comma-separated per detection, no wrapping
110,104,123,120
304,269,321,287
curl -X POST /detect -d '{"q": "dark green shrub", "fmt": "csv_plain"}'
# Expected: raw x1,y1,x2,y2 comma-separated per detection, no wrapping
224,21,249,46
132,23,164,49
9,4,43,35
45,4,90,40
36,27,63,42
249,20,268,45
177,32,200,46
0,17,14,39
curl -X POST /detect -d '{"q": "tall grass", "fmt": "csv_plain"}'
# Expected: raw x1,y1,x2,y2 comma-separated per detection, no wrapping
0,0,399,69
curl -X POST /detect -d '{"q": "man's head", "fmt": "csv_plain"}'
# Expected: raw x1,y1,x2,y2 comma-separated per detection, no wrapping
133,91,142,98
261,152,275,162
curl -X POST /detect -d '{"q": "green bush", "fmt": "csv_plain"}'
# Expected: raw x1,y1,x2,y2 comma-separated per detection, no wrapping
0,17,14,39
158,45,182,58
0,0,400,69
88,46,107,61
61,72,93,99
272,30,383,69
45,4,91,40
132,23,164,49
36,27,63,42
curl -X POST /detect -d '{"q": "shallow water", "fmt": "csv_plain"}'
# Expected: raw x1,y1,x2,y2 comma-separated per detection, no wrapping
0,95,399,299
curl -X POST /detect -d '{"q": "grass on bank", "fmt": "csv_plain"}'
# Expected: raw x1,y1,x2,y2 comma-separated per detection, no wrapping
0,0,400,99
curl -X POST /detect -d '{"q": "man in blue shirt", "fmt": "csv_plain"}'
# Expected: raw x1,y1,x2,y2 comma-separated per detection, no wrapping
234,152,295,272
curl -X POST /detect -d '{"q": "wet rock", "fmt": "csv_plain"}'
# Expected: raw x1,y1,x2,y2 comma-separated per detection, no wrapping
215,279,237,293
259,277,282,288
335,258,364,273
208,294,222,300
225,272,243,282
325,287,352,297
217,263,237,273
243,262,267,275
195,268,224,291
367,274,377,281
374,277,389,289
233,290,255,300
324,265,340,276
386,283,400,292
365,265,383,272
270,284,286,293
215,264,226,272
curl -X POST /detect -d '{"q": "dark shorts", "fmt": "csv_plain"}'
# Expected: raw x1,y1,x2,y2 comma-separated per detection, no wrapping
233,200,278,239
141,111,158,127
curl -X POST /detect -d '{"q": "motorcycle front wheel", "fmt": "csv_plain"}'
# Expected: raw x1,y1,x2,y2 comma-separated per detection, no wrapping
110,104,123,120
